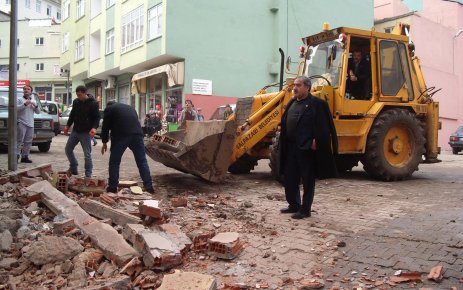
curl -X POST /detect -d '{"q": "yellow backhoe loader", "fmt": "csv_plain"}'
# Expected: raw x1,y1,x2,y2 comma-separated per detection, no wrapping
145,23,440,182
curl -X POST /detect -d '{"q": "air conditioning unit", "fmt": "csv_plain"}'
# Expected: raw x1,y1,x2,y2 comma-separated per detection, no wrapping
105,77,116,89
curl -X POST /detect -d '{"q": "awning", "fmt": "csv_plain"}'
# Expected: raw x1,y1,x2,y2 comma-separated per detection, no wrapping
131,62,184,94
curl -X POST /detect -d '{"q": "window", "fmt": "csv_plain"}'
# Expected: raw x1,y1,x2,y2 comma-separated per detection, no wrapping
148,4,162,40
77,0,85,18
17,38,19,47
5,0,9,4
63,0,70,19
17,63,20,71
62,32,69,52
121,5,144,53
46,5,52,16
106,29,114,54
36,0,41,13
35,37,44,45
379,40,404,96
36,63,44,71
25,0,30,8
106,0,114,8
75,37,84,61
57,11,61,20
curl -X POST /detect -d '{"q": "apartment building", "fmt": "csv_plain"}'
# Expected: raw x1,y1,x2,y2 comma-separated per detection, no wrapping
61,0,374,119
0,0,61,21
374,0,463,149
0,17,68,102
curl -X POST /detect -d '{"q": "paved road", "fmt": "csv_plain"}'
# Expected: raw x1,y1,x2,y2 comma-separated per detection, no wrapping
2,135,462,289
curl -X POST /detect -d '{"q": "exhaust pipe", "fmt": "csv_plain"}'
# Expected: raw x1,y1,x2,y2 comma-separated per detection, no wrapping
279,48,284,91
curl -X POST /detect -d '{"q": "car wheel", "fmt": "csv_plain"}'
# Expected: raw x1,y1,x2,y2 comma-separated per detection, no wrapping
38,141,51,153
452,148,459,155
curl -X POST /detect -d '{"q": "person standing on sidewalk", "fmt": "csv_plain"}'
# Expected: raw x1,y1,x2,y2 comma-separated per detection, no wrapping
16,85,39,163
64,85,100,178
279,76,338,219
100,101,154,194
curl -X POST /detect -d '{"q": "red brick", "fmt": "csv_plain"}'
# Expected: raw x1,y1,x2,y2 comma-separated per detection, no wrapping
208,232,243,260
171,197,188,207
138,200,162,219
0,176,10,185
188,230,216,252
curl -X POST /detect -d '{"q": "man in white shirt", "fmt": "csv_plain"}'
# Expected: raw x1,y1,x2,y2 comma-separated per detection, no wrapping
17,85,40,163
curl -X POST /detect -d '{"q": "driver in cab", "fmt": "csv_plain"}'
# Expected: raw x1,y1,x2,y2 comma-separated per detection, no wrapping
346,49,371,100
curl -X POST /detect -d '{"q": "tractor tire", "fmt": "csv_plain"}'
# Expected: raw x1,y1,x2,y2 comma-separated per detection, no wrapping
452,148,459,155
336,154,360,173
362,109,425,181
228,154,258,174
37,141,51,153
269,132,284,183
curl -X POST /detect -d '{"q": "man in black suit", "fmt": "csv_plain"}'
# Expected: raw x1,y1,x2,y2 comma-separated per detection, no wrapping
100,101,154,194
346,50,371,100
279,76,338,219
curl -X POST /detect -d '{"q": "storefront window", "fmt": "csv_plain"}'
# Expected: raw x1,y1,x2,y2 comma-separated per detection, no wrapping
165,86,182,123
118,84,130,104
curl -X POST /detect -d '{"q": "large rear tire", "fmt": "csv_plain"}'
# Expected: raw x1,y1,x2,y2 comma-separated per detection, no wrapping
269,132,284,183
228,154,258,174
362,109,425,181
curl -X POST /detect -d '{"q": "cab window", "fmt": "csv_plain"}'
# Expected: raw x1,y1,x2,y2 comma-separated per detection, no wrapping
379,40,405,96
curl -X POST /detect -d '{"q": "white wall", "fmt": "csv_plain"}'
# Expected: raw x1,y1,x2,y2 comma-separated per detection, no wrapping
0,0,61,21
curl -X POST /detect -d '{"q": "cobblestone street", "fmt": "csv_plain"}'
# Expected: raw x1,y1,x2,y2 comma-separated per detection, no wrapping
1,134,462,289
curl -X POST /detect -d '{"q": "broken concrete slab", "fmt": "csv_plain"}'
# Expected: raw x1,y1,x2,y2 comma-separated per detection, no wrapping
119,180,138,188
78,199,141,226
0,230,13,251
124,224,192,270
26,180,139,266
208,232,243,260
19,176,42,187
130,186,143,195
0,257,19,269
0,216,19,233
53,218,75,235
7,163,52,182
158,270,217,290
138,199,162,218
23,236,83,265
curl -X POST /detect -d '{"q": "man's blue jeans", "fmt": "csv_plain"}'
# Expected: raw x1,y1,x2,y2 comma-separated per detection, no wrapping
65,131,93,177
108,134,153,190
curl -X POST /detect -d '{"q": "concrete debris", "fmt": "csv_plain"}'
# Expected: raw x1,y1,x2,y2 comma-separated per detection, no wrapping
7,163,53,182
130,186,143,195
0,230,13,251
100,193,117,206
125,223,191,270
208,232,243,260
68,176,107,194
0,215,19,233
27,180,138,266
79,198,141,226
0,209,23,219
60,259,74,274
119,180,138,187
19,176,42,187
53,218,76,235
171,196,188,207
298,279,325,289
16,225,31,239
139,199,162,218
427,265,444,282
158,270,217,290
0,257,19,269
85,276,132,289
23,235,84,265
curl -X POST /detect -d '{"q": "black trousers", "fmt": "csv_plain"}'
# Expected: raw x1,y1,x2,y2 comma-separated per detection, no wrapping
284,141,316,213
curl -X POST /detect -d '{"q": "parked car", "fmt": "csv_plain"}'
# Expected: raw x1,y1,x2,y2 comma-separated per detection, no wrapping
449,126,463,155
41,100,60,136
0,88,55,152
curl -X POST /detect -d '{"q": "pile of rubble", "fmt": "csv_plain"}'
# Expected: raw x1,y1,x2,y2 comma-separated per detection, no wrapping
0,164,244,289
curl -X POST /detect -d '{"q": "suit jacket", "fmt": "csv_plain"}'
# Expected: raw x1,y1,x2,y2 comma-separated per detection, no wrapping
279,95,338,179
101,103,143,144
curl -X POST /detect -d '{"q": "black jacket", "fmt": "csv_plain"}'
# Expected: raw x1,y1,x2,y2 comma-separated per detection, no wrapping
67,96,100,133
346,58,371,99
279,95,338,179
101,103,143,143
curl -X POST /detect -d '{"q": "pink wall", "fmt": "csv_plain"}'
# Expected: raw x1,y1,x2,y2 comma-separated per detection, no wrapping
374,0,410,20
375,0,463,149
185,94,238,120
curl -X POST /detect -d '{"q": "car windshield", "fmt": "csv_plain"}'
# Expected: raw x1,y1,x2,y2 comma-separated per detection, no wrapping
0,90,43,111
305,40,344,87
456,126,463,135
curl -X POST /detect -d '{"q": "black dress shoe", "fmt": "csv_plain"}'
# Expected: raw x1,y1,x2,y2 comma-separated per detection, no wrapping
20,157,32,163
106,187,117,193
291,211,311,219
145,187,155,194
280,206,300,214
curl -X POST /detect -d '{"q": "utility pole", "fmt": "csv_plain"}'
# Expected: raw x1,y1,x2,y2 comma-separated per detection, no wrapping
8,0,18,171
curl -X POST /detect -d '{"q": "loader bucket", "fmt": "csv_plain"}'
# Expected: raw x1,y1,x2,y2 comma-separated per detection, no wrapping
144,120,237,182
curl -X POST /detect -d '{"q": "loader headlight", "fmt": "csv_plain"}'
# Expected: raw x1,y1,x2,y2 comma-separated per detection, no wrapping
42,121,51,128
0,120,5,128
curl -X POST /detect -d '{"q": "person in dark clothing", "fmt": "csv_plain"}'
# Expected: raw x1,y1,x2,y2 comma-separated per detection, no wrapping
64,86,100,178
100,101,154,194
149,113,162,135
279,76,338,219
346,50,371,100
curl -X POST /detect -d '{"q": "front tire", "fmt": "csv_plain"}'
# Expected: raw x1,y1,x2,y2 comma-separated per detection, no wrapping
362,109,425,181
452,148,459,155
37,141,51,153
